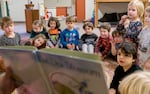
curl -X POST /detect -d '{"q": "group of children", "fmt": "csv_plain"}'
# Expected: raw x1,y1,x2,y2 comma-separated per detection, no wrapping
0,0,150,94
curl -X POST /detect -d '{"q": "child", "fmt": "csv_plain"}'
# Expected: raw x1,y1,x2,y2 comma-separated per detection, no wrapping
30,20,48,39
47,17,61,48
25,34,47,49
119,71,150,94
109,42,141,94
117,0,144,46
95,22,112,59
79,22,98,54
138,6,150,67
111,30,124,59
60,16,79,50
0,16,21,46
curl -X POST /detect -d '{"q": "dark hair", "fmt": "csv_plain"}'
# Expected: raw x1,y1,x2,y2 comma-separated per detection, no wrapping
83,22,94,30
47,17,60,29
112,29,125,38
118,42,137,59
98,22,111,32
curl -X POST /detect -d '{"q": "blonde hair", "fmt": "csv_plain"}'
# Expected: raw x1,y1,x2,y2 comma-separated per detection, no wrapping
128,0,144,19
119,71,150,94
66,16,76,23
145,6,150,13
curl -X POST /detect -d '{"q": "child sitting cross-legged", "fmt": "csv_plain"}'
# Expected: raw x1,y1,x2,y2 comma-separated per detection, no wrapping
78,22,98,54
60,16,79,50
46,17,61,48
95,22,112,60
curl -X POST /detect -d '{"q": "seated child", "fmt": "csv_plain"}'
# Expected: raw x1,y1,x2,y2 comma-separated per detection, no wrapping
95,22,112,59
46,17,61,48
110,30,124,61
109,42,142,94
30,20,48,39
138,6,150,67
79,22,98,54
25,34,47,49
60,16,79,50
0,16,21,46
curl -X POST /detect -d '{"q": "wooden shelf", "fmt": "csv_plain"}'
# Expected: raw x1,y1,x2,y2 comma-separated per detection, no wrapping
25,9,39,33
94,0,149,27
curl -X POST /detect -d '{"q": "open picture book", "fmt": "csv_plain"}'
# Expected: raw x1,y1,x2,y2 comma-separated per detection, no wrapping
0,46,109,94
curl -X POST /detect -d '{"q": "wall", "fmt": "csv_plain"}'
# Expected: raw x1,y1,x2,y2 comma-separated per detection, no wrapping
98,3,128,19
85,0,94,20
8,0,43,22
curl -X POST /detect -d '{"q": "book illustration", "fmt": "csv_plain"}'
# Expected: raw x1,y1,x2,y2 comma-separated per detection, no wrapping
0,47,109,94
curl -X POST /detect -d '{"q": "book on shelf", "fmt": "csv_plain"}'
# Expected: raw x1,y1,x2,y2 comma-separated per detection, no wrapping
0,46,108,94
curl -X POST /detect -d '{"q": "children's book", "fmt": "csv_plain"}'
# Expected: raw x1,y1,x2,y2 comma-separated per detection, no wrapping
0,46,109,94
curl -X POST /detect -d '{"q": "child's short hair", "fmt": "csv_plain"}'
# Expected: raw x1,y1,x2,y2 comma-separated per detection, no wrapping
119,71,150,94
83,22,94,30
118,42,137,60
66,16,76,23
47,17,60,29
128,0,144,19
32,20,45,29
112,29,124,38
32,34,47,49
0,16,13,29
145,6,150,13
98,22,111,32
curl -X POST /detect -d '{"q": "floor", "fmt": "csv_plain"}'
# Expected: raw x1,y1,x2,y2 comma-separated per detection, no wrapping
0,22,117,88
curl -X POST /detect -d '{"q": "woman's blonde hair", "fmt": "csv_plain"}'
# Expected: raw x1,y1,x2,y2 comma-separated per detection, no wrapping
119,71,150,94
128,0,144,19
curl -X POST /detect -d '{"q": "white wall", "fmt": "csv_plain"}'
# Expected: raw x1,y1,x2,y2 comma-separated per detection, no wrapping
98,3,128,19
85,0,94,20
8,0,43,22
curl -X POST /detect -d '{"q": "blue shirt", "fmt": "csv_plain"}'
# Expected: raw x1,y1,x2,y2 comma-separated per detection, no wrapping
60,28,79,48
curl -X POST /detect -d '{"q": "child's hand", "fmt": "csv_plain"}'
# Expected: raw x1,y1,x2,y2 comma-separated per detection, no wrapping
119,15,128,24
67,44,72,49
71,44,75,50
109,88,116,94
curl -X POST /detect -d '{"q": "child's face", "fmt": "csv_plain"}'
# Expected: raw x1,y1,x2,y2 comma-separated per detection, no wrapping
2,23,14,34
144,11,150,26
84,26,93,35
100,28,109,38
32,24,42,32
144,59,150,71
117,49,135,69
128,5,138,20
34,37,45,47
49,21,56,29
113,35,123,43
66,22,75,30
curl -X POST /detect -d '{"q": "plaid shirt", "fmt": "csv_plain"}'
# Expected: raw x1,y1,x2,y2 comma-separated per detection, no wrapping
95,35,112,57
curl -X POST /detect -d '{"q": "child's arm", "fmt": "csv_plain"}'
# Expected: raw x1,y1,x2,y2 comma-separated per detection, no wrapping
95,37,101,53
60,31,68,48
111,39,117,56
